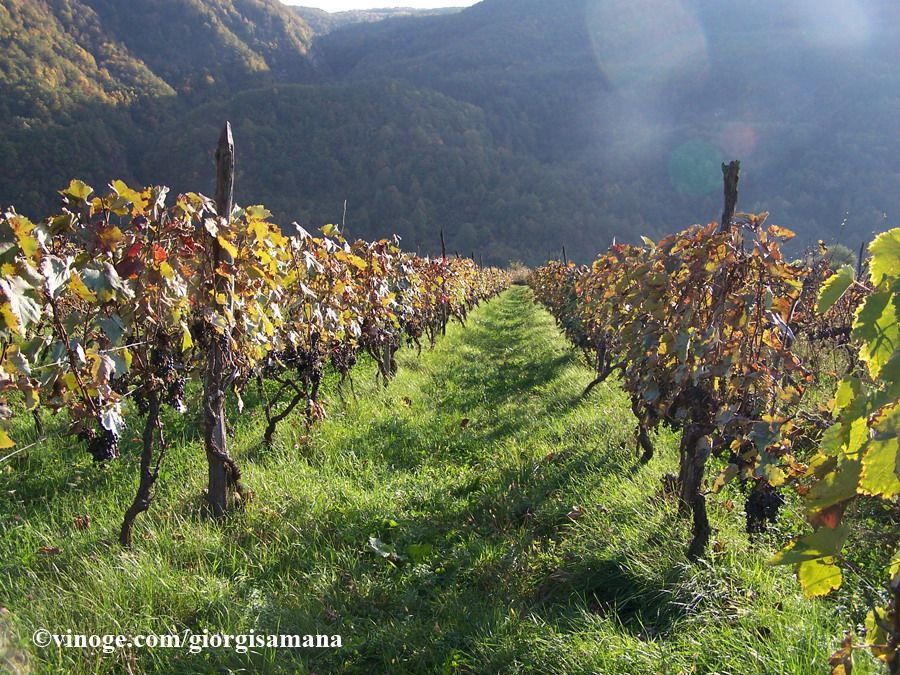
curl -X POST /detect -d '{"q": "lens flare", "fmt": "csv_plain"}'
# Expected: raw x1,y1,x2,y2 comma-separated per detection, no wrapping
718,122,757,159
793,0,872,49
669,140,724,198
586,0,709,92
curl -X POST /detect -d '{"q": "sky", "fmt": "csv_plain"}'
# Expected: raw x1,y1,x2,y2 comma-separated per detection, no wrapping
281,0,477,11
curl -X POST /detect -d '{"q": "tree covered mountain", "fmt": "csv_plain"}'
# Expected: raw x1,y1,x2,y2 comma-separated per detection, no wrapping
2,0,900,263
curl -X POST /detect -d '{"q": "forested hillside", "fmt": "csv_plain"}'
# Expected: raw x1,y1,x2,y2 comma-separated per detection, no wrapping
3,0,900,262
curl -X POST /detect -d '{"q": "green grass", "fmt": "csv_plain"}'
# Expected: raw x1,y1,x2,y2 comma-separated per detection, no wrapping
0,287,878,673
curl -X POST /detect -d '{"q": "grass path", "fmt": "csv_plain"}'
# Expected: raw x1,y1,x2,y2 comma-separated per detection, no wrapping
0,287,865,673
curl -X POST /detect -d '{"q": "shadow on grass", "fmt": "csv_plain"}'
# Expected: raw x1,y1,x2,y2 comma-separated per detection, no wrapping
531,556,686,637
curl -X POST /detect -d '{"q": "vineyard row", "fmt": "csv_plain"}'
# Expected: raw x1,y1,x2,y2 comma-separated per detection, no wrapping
529,214,899,671
0,171,509,547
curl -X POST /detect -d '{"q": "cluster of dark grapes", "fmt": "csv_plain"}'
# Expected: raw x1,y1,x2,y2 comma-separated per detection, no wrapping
269,337,323,387
403,320,423,348
190,319,229,353
330,342,357,376
79,426,119,462
150,337,187,413
110,376,129,396
811,325,852,345
745,484,785,535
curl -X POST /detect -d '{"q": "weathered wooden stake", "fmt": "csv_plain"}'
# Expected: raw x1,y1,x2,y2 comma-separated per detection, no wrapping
857,240,867,279
205,122,235,517
720,160,740,232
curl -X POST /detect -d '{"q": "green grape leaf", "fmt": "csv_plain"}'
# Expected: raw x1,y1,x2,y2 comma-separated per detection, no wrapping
816,265,854,314
831,377,862,413
797,556,842,597
41,256,71,300
406,543,433,565
98,315,125,346
771,524,849,565
867,228,900,287
859,437,899,498
806,459,860,510
852,290,898,380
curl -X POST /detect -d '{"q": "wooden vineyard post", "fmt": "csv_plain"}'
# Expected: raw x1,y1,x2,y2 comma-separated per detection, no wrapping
682,159,740,559
204,122,238,517
720,160,740,232
440,229,448,336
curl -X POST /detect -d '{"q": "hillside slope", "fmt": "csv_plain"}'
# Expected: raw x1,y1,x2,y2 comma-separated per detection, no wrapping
3,0,900,262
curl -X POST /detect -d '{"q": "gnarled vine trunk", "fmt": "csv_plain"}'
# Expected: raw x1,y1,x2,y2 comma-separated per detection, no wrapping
120,391,163,547
678,424,713,560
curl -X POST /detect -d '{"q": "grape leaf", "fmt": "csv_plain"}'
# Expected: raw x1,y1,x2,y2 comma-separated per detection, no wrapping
816,266,854,314
867,227,900,286
852,290,898,380
0,276,42,334
859,437,900,498
797,556,842,597
61,179,93,202
41,256,70,300
0,428,14,449
771,524,849,565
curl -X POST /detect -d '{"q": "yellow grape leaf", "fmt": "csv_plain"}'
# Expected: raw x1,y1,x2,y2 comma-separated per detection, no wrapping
217,236,238,260
348,254,368,271
712,463,738,493
321,224,337,237
244,205,272,221
261,314,274,337
797,557,842,597
158,261,175,279
0,428,14,449
62,179,93,202
62,372,79,392
831,377,861,413
846,416,869,459
9,215,38,258
121,347,133,371
0,303,21,336
864,607,893,661
68,273,97,302
111,180,148,212
98,226,124,250
768,224,796,240
181,323,194,352
858,437,900,498
215,292,228,306
890,549,900,586
248,219,269,242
